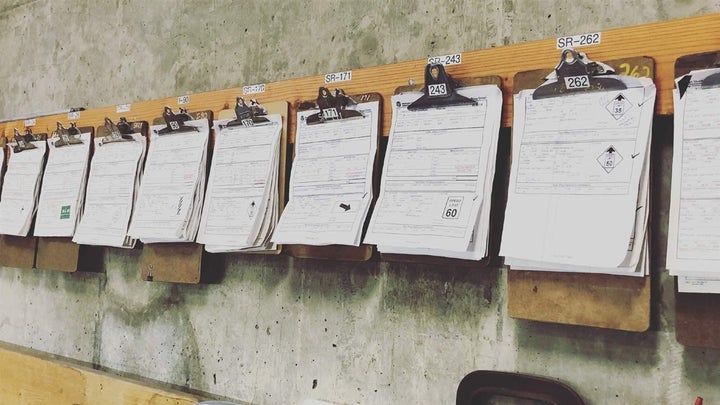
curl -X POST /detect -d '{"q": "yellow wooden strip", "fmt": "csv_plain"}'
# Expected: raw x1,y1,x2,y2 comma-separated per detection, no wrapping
0,343,200,405
1,14,718,137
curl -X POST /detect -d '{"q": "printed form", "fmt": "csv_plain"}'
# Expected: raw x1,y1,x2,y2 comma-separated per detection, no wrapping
272,101,379,246
364,85,502,259
667,68,720,292
128,119,209,243
73,132,146,248
34,132,92,237
197,115,282,252
0,140,46,236
501,76,655,275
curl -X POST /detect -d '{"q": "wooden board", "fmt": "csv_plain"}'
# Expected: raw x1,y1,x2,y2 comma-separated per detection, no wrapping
505,56,654,332
138,111,213,284
2,14,718,138
34,126,95,272
0,341,201,405
216,100,289,256
284,92,383,261
672,51,720,349
381,76,503,267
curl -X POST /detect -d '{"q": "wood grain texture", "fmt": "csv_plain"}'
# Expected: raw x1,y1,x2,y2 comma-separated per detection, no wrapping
0,342,200,405
1,14,717,136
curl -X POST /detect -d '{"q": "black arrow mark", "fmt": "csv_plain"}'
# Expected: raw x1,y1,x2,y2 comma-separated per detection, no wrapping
607,146,616,154
339,203,351,211
614,94,626,102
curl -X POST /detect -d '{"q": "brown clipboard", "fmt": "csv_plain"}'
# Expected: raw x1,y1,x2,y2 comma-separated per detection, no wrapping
0,134,39,268
215,100,289,255
34,125,100,272
380,75,504,268
672,51,720,349
284,92,382,261
506,56,654,332
138,110,214,284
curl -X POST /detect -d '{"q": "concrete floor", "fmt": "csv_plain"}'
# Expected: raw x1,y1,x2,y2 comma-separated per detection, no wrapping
0,1,720,404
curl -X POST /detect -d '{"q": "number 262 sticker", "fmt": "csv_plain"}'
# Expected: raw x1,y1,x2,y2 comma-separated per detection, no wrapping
442,196,464,219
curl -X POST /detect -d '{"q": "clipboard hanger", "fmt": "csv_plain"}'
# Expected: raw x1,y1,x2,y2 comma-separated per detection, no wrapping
407,63,477,111
156,106,199,135
12,128,41,153
99,117,135,146
53,122,84,147
676,57,720,98
533,48,627,99
224,97,270,128
305,87,363,125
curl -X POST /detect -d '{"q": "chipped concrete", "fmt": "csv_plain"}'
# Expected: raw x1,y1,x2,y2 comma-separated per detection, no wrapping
1,1,720,404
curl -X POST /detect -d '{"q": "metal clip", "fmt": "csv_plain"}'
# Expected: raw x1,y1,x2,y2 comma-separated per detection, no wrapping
53,122,84,147
12,128,39,153
224,97,270,128
156,106,199,135
304,87,363,125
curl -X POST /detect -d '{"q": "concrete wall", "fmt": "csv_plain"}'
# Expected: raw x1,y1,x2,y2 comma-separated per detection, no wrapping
0,1,719,404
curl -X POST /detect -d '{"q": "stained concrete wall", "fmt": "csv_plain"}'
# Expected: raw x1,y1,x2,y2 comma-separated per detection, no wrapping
0,1,719,404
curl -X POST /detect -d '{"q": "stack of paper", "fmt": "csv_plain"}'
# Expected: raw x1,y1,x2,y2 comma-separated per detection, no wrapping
127,118,209,243
34,131,92,237
272,99,379,246
197,115,282,252
364,85,503,260
667,68,720,293
501,76,656,276
0,138,47,236
73,130,147,248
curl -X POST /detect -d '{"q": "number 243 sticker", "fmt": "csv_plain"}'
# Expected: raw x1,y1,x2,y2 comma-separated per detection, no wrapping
442,196,464,219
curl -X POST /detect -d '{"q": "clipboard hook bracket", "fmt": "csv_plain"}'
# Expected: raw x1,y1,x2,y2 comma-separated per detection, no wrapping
157,106,199,135
407,63,477,111
225,97,270,128
305,87,363,125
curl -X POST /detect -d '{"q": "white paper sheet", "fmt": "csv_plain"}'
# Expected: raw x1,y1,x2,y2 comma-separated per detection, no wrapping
0,140,47,236
34,132,91,237
364,85,502,260
72,133,146,248
127,118,209,243
272,101,379,246
197,115,282,252
501,75,655,275
666,68,720,292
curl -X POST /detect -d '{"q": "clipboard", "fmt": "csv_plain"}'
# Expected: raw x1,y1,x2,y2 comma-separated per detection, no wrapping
215,99,289,255
672,51,720,349
0,129,46,269
35,124,100,272
381,65,505,267
138,109,216,284
507,53,654,332
284,90,382,261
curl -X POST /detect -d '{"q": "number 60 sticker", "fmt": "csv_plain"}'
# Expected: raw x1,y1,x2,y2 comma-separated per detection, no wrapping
442,196,464,219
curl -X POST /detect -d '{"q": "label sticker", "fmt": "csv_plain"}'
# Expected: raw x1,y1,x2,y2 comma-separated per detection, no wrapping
606,93,632,120
427,53,462,66
60,205,71,219
597,145,623,174
556,32,601,49
442,196,463,219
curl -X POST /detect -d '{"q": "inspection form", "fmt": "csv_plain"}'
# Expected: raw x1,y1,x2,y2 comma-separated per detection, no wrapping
73,132,146,248
272,100,379,246
365,85,502,259
501,76,655,275
667,68,720,292
0,140,46,236
34,132,92,237
128,118,209,243
197,115,282,252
